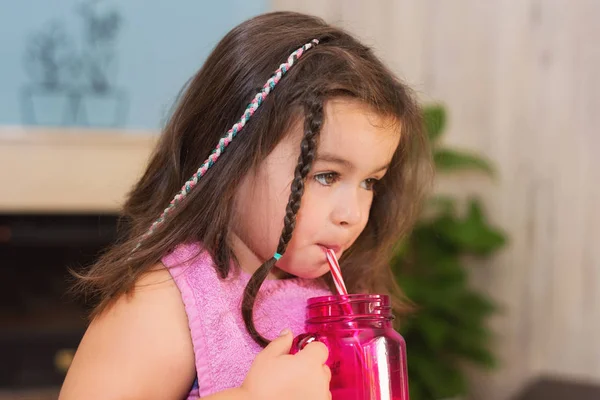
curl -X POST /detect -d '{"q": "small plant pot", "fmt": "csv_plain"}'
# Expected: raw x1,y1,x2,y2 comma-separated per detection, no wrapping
20,86,77,126
76,88,127,126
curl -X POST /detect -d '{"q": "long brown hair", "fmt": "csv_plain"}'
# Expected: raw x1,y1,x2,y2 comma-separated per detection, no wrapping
76,11,432,346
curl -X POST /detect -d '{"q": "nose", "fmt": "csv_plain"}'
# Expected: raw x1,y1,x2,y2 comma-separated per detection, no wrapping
331,189,364,227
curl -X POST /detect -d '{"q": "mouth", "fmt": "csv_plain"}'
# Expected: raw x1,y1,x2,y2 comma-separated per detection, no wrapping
317,244,342,257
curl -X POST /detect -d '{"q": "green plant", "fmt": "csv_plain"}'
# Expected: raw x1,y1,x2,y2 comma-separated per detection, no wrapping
392,106,507,400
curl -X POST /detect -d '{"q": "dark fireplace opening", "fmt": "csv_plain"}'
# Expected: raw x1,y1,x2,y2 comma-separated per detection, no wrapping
0,213,119,391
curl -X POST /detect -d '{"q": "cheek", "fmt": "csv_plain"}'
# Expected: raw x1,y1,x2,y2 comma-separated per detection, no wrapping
257,194,284,242
359,195,373,228
233,173,287,254
276,192,324,253
291,185,329,235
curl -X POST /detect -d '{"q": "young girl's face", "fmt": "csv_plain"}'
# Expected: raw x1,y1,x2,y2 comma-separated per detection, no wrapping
231,98,401,279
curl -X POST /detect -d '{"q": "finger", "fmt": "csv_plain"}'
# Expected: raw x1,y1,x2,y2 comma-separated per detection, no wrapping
297,341,329,364
323,365,332,382
259,329,293,358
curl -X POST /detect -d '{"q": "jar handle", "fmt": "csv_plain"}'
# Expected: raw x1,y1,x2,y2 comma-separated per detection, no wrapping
290,333,318,355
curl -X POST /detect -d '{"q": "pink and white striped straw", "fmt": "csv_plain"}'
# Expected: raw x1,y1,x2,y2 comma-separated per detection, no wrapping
325,248,348,295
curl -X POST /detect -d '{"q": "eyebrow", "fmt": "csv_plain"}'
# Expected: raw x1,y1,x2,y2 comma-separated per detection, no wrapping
315,153,390,174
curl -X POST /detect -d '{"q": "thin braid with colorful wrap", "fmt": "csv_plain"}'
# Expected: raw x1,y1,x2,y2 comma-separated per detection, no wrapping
242,94,324,347
133,39,320,251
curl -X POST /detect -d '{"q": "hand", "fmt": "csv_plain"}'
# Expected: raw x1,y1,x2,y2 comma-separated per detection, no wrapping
241,329,331,400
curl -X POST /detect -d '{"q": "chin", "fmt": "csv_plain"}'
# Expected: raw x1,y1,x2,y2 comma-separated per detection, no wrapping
278,248,331,279
286,262,330,280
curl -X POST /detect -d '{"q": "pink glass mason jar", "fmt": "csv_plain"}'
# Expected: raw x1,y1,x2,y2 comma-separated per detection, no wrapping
291,294,409,400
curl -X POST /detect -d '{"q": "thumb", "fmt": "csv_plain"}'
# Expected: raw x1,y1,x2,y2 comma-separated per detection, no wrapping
260,329,293,358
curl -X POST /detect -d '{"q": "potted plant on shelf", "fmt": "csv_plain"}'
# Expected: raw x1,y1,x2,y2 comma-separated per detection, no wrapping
21,23,79,125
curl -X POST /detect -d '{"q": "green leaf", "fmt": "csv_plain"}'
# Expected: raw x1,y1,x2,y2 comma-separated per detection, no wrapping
430,257,467,282
431,200,507,255
451,335,498,368
396,276,424,300
467,200,484,221
416,314,450,350
452,323,495,348
423,105,447,142
410,355,468,399
408,380,425,400
434,148,495,176
461,291,499,317
411,226,461,261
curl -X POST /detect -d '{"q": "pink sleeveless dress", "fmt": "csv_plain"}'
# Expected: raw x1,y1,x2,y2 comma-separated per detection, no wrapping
161,242,331,399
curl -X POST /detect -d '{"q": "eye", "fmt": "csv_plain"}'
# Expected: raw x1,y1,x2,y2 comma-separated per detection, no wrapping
314,172,340,186
361,178,379,191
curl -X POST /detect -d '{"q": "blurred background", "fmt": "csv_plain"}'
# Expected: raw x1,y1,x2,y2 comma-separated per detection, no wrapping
0,1,598,399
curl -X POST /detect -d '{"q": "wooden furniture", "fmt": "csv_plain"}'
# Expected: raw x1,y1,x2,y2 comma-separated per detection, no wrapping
0,128,156,395
0,127,157,213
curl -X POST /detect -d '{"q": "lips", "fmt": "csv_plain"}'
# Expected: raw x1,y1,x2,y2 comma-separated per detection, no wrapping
318,244,342,255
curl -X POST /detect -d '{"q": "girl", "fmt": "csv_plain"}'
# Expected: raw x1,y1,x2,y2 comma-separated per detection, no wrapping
59,11,430,400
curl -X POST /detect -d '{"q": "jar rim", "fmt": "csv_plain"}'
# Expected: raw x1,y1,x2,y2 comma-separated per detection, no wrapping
307,293,390,306
305,293,393,321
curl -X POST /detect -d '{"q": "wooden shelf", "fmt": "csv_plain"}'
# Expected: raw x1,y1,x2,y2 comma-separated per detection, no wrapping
0,126,158,213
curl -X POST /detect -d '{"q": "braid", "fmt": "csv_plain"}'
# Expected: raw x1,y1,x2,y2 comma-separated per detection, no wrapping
242,95,324,347
130,39,319,255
